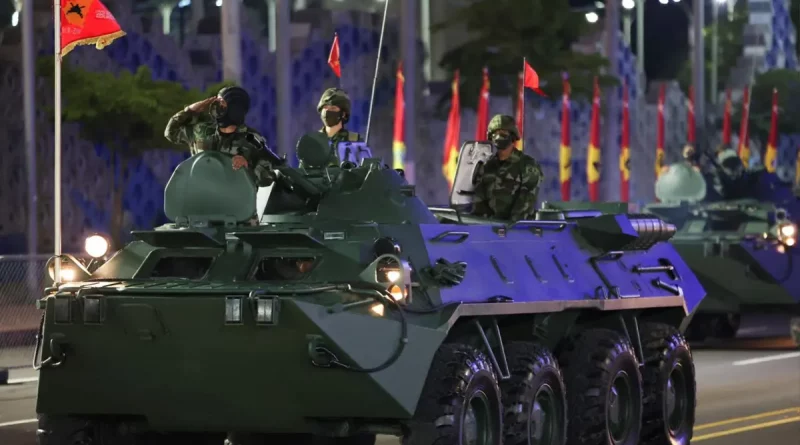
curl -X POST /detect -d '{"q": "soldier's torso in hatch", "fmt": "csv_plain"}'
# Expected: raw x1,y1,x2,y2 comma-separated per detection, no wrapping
474,149,542,221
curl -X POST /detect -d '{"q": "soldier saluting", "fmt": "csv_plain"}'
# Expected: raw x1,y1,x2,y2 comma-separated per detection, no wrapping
472,115,544,222
301,88,364,168
164,86,274,187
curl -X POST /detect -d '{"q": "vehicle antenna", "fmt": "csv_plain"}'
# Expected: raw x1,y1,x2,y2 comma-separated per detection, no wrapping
364,0,390,145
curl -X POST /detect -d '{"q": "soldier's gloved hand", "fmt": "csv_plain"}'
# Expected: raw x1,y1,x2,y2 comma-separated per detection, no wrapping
232,155,249,170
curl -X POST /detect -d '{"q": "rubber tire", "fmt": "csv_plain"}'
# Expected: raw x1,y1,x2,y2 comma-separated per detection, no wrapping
639,323,696,445
500,342,567,445
402,343,504,445
557,329,643,445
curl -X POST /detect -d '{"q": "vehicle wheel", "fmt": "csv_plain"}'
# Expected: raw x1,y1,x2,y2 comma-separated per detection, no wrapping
558,329,643,445
639,323,696,445
709,314,739,339
500,342,567,445
402,343,503,445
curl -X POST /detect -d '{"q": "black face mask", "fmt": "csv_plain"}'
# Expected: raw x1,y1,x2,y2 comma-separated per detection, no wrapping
493,135,513,150
213,101,247,128
321,109,342,127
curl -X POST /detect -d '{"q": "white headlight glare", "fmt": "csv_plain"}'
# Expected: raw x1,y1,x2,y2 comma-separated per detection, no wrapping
385,269,401,282
84,235,109,258
786,237,796,247
60,268,76,282
780,224,796,238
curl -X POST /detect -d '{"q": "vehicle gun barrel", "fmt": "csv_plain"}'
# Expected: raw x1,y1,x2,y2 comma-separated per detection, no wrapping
628,215,677,244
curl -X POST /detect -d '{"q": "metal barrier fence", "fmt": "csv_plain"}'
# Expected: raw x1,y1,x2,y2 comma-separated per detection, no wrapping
0,254,57,370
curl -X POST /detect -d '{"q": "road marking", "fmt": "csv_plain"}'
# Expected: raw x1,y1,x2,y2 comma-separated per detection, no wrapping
732,352,800,366
0,418,37,428
693,416,800,442
7,376,39,384
695,407,800,430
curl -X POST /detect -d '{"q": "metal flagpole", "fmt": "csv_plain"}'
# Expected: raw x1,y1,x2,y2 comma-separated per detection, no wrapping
53,0,62,282
364,0,390,145
521,57,526,149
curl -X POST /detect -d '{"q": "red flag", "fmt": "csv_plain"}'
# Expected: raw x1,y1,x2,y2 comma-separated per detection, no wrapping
765,88,779,173
60,0,126,57
738,85,751,166
559,75,571,201
328,33,341,78
522,60,547,97
515,72,524,150
655,84,666,179
620,81,630,202
392,62,405,170
587,77,601,202
443,71,461,189
722,89,732,145
687,86,695,144
475,67,490,140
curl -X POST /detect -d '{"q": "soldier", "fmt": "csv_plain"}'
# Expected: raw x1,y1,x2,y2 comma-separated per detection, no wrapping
303,88,364,168
472,114,544,222
164,86,274,188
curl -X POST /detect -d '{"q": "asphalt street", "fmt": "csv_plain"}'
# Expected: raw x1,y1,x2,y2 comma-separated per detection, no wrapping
1,342,798,445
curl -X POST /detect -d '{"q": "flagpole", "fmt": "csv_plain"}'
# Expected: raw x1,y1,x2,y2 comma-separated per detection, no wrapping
53,0,62,282
364,0,390,145
521,57,526,150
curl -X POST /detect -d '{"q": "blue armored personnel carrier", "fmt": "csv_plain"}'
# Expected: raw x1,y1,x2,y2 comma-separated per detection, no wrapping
35,136,705,445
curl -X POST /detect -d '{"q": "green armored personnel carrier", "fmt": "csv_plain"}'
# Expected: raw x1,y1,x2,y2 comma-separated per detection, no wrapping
642,161,800,341
35,137,706,445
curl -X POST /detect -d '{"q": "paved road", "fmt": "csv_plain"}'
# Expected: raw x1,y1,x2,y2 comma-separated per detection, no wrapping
1,343,798,445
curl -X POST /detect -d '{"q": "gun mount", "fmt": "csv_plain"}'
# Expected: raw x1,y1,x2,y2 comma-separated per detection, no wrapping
35,133,706,445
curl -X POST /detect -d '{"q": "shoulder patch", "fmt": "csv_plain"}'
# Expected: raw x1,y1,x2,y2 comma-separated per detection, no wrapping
347,132,361,142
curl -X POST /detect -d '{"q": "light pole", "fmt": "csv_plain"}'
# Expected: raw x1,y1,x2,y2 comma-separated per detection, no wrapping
622,0,635,46
637,0,644,76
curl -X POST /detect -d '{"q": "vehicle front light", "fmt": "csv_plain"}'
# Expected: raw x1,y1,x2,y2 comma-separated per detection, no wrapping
46,254,90,283
84,234,110,258
776,223,798,247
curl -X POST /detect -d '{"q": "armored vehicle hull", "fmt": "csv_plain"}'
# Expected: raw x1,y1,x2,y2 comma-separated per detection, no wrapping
643,162,800,342
35,141,706,445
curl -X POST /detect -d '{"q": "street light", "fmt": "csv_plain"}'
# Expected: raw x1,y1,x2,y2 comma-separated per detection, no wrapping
586,12,599,23
622,0,635,10
659,0,668,4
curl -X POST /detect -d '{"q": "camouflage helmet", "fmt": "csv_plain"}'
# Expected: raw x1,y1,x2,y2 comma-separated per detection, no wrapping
487,114,520,140
317,88,352,122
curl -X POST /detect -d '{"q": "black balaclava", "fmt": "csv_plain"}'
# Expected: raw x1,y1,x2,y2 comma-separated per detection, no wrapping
492,132,514,151
214,87,251,128
321,109,343,127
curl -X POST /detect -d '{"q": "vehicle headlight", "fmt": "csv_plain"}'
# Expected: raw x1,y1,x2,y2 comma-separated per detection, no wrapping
84,234,109,258
47,254,90,283
777,223,797,247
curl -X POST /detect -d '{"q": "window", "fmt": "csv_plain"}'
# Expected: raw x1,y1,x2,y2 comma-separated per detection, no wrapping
150,256,214,280
252,257,317,281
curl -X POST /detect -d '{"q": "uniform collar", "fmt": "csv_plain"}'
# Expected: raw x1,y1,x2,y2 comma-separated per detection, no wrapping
217,124,249,136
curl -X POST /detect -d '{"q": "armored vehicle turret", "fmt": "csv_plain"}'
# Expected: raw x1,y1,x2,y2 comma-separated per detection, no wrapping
35,138,705,445
643,158,800,342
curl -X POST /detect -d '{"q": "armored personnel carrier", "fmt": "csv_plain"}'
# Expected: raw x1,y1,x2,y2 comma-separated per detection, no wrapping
35,136,705,445
641,158,800,341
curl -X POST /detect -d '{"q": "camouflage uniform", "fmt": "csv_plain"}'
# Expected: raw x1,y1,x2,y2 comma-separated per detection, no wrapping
301,88,363,168
164,105,274,187
473,115,544,221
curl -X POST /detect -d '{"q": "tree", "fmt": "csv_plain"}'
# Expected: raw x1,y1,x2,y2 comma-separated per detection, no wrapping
731,69,800,144
37,57,234,246
431,0,618,114
677,4,747,101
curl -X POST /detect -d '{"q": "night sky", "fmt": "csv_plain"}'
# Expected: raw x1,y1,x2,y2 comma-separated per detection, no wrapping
570,0,691,80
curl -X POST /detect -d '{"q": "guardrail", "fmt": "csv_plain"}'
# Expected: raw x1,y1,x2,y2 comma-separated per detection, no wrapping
0,254,80,374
